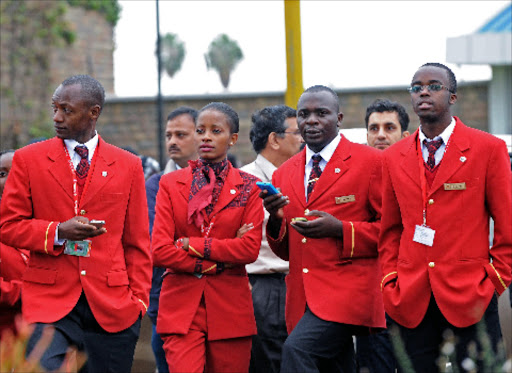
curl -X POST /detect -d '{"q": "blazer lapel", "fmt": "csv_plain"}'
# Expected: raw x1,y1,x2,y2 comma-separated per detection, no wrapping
306,137,349,206
80,137,116,208
289,151,307,208
400,131,421,188
47,138,74,200
429,122,470,196
209,165,242,218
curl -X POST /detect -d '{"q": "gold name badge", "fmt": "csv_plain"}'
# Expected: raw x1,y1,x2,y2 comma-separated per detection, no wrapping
444,182,466,191
335,195,356,204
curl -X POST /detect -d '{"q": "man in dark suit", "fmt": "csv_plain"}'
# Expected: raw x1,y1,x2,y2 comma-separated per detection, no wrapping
0,75,152,372
261,85,385,372
379,63,512,372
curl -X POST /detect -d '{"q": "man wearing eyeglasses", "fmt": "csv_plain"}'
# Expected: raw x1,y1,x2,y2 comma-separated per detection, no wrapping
379,63,511,372
241,105,302,373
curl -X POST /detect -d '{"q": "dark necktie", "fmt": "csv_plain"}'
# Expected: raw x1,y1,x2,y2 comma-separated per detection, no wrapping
423,139,443,171
307,154,323,200
75,145,89,197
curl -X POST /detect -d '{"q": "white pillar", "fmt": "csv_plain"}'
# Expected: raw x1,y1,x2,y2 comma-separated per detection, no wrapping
489,65,512,134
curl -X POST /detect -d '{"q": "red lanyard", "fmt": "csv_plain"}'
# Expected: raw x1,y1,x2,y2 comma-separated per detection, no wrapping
416,135,429,226
201,217,215,238
63,142,97,216
416,132,452,226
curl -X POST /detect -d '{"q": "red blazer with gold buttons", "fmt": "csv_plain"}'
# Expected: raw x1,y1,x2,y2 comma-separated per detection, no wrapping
152,164,263,341
0,136,152,333
379,118,512,328
267,135,385,333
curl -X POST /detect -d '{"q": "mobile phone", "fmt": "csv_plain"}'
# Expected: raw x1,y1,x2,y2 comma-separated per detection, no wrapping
89,219,105,229
256,181,280,196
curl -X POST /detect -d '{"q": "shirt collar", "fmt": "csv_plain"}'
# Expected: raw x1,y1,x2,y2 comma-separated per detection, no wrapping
305,133,342,165
64,131,99,159
419,117,455,144
254,154,277,181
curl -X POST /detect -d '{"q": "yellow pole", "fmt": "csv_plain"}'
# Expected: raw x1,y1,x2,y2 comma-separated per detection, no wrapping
284,0,304,108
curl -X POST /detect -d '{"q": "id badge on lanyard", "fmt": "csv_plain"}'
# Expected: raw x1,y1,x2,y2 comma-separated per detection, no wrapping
412,135,435,247
62,143,95,257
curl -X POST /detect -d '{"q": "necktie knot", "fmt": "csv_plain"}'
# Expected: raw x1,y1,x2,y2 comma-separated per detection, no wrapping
312,154,322,165
423,138,443,171
75,145,88,160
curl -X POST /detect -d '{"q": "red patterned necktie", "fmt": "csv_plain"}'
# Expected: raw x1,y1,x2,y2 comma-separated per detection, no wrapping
75,145,89,197
307,154,323,200
423,139,443,171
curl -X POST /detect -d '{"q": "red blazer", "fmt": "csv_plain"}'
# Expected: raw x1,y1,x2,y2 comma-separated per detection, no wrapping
0,242,29,336
379,118,512,328
0,137,152,333
268,136,385,333
152,164,263,341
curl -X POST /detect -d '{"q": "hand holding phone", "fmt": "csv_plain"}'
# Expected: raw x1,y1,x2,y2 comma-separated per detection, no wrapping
256,181,279,196
89,219,105,229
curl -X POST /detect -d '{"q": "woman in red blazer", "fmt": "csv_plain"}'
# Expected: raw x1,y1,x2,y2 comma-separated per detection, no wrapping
152,102,263,373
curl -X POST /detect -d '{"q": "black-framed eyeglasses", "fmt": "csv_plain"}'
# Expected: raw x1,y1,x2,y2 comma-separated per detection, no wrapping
408,84,452,94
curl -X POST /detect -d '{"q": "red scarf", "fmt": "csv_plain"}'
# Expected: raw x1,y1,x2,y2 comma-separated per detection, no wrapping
188,158,229,228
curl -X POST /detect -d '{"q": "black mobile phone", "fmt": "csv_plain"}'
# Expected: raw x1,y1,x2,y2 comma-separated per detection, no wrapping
256,181,280,195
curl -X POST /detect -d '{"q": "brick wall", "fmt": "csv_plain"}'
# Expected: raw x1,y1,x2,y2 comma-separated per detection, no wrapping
0,2,114,149
98,82,489,167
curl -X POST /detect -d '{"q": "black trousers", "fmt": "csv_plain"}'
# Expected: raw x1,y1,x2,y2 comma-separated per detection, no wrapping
281,306,360,373
26,292,141,373
355,314,396,373
248,273,288,373
395,293,502,373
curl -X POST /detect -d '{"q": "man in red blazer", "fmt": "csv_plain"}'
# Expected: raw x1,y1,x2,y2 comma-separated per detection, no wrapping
262,85,385,372
0,75,152,372
379,63,512,372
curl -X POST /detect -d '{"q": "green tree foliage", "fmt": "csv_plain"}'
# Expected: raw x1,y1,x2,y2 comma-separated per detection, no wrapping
158,33,186,79
204,34,243,89
66,0,121,26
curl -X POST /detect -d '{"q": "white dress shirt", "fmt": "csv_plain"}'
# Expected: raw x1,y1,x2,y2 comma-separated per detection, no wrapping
419,117,455,166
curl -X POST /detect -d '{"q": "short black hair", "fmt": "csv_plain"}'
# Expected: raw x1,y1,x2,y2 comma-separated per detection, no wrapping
167,106,198,123
199,102,239,134
61,75,105,113
365,99,410,132
420,62,457,93
301,85,340,112
249,105,297,153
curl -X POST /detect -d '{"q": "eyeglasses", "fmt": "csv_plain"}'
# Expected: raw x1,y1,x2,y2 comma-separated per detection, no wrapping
282,130,301,136
408,84,452,94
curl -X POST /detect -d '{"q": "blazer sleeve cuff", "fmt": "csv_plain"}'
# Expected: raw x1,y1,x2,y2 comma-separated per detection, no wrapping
45,222,65,256
485,262,509,295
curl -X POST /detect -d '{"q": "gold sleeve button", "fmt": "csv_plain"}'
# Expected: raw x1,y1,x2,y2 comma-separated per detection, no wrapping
428,199,434,205
428,262,435,268
303,268,309,273
81,270,86,276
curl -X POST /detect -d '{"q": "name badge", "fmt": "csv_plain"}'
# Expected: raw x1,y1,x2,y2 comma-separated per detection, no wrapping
335,195,355,204
444,182,466,191
413,225,435,247
64,240,91,257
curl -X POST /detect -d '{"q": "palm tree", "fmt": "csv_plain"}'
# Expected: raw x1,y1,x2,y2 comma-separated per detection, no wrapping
158,33,185,78
204,34,243,89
